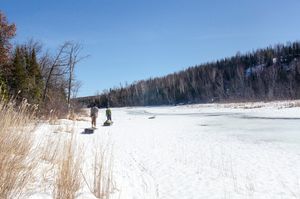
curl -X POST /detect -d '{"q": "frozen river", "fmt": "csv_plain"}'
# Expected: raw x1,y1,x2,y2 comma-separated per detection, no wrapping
94,103,300,199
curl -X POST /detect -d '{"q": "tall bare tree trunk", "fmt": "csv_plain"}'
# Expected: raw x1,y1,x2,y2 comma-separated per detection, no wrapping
42,42,70,102
66,42,86,111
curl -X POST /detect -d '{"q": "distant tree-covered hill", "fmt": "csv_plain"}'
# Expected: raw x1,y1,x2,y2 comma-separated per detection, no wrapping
77,41,300,107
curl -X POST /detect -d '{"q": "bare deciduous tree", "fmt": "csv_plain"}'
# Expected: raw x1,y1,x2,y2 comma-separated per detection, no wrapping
65,42,87,110
42,42,70,102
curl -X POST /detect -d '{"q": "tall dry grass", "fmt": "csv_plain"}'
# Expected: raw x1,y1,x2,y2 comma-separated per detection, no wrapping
42,113,115,199
0,98,38,199
53,132,83,199
0,93,115,198
82,141,115,199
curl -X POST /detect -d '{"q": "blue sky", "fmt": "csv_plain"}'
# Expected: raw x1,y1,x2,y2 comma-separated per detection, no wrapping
2,0,300,97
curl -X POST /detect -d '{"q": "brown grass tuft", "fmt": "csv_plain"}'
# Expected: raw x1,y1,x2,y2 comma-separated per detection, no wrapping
54,132,83,199
0,98,38,198
93,147,114,199
81,141,115,199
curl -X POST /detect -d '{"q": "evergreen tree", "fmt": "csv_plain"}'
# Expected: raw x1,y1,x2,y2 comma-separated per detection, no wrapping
27,48,44,103
0,72,8,100
9,46,45,103
11,47,27,98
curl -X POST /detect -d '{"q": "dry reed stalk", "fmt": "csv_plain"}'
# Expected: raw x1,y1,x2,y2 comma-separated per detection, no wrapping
0,98,38,199
40,134,64,165
54,132,82,199
90,142,115,199
80,138,115,199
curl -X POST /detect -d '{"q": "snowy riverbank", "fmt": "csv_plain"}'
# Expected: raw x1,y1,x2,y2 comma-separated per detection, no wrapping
31,101,300,199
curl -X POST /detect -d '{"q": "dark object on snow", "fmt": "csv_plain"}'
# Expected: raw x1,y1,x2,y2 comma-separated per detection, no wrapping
103,119,113,126
84,128,94,134
148,116,156,119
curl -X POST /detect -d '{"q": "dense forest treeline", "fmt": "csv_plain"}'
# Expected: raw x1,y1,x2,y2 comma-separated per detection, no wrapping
77,41,300,107
0,11,83,117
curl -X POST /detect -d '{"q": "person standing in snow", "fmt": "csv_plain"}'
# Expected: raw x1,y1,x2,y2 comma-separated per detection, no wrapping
106,107,112,121
90,104,99,128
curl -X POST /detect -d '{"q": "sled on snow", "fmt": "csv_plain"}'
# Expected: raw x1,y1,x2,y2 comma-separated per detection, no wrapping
84,128,95,134
103,120,113,126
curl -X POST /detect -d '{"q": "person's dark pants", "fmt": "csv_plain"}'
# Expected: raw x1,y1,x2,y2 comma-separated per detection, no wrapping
107,115,111,121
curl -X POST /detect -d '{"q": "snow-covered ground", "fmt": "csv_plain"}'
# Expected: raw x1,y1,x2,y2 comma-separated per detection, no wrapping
33,101,300,199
